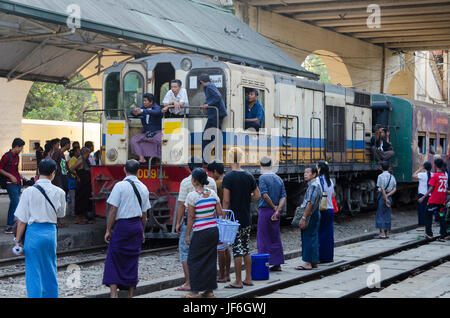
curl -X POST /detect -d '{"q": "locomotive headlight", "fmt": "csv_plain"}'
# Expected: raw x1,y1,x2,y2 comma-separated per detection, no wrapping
170,147,183,162
106,148,118,162
180,58,192,71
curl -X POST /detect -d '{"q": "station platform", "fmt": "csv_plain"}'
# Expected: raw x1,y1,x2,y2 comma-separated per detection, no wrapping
129,226,449,298
0,192,106,259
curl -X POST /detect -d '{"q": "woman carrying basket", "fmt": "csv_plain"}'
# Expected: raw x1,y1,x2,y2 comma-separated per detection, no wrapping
184,168,224,298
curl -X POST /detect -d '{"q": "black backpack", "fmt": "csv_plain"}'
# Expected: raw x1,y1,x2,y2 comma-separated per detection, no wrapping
0,152,13,190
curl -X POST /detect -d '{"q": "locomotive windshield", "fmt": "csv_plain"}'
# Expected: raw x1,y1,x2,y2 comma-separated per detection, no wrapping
104,72,120,118
123,71,144,114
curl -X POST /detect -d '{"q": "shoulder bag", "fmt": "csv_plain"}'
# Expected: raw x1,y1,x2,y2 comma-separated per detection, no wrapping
319,176,328,211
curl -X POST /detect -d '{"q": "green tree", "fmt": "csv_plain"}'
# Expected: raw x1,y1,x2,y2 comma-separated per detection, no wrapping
302,55,332,84
23,76,100,123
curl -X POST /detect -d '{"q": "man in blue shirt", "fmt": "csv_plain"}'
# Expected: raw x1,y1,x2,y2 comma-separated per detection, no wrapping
245,89,265,132
130,93,163,163
199,74,227,163
257,157,286,271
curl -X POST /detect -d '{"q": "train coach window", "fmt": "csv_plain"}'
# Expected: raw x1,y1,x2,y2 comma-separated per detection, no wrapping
123,71,144,113
429,133,437,154
418,133,426,154
244,87,265,130
439,134,447,155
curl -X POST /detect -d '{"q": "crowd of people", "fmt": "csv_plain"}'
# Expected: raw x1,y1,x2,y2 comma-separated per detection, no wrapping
0,134,449,298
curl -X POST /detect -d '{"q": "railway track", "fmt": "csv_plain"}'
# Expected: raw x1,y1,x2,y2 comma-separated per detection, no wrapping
0,245,178,280
227,235,449,299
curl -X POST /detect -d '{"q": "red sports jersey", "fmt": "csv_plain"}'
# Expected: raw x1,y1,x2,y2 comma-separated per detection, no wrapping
428,172,448,205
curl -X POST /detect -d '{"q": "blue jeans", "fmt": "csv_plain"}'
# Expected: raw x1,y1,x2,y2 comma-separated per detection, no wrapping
6,183,21,228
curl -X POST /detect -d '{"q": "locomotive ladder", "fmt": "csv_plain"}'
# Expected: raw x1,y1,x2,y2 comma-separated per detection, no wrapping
277,114,299,166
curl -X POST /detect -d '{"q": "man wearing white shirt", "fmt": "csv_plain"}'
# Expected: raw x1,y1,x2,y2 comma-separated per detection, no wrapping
162,80,189,116
102,160,151,298
14,159,66,298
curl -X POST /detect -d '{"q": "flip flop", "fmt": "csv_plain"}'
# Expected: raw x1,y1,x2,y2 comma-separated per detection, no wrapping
217,279,229,283
377,236,387,239
243,282,254,286
175,286,191,292
224,284,243,289
270,266,282,272
201,293,216,298
183,294,201,298
295,265,312,271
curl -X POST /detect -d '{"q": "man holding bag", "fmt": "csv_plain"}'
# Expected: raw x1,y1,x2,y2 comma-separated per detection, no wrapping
294,166,322,270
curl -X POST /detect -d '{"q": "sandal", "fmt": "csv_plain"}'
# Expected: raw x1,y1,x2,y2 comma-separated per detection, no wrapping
295,265,312,271
377,235,387,239
270,266,282,272
224,284,243,289
175,286,191,292
183,293,201,298
201,292,216,298
243,282,254,286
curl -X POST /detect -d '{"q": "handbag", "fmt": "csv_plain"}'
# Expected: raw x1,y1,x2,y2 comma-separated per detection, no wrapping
319,177,328,211
291,205,308,227
13,184,57,244
332,197,339,213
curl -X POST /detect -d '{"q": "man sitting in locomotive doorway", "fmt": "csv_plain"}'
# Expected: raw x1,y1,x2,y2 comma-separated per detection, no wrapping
245,88,265,132
130,93,163,164
162,79,190,117
370,127,395,163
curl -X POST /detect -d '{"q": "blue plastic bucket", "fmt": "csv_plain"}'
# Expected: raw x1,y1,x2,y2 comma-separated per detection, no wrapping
251,254,270,280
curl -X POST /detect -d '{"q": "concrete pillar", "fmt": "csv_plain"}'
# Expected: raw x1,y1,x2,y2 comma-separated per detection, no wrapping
0,78,33,154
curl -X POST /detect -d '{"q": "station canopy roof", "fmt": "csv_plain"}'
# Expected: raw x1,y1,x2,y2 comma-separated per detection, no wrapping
0,0,318,84
242,0,450,51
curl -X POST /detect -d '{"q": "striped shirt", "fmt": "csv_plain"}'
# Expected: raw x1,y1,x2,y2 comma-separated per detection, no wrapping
185,190,219,232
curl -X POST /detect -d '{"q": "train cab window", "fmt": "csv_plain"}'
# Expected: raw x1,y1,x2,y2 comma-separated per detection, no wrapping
123,71,144,113
418,132,426,154
153,63,175,106
244,87,265,131
186,68,227,116
439,134,447,155
429,133,437,154
105,72,120,118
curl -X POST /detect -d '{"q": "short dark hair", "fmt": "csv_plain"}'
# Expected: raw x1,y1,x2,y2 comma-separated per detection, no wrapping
188,156,203,172
34,142,40,147
38,159,57,176
170,79,182,87
381,161,390,171
305,166,318,176
125,159,140,175
434,158,444,169
85,141,94,150
260,156,272,167
12,138,25,149
199,74,210,83
143,93,155,103
60,137,70,148
207,160,225,175
248,88,259,96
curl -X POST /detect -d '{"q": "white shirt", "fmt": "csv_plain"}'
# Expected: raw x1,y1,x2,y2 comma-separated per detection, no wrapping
163,88,189,115
88,155,96,166
15,179,66,225
178,175,217,203
107,176,151,220
417,172,433,195
377,171,397,193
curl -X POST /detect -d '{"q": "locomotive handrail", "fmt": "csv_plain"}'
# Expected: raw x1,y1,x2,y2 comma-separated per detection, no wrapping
310,117,322,163
351,121,366,163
